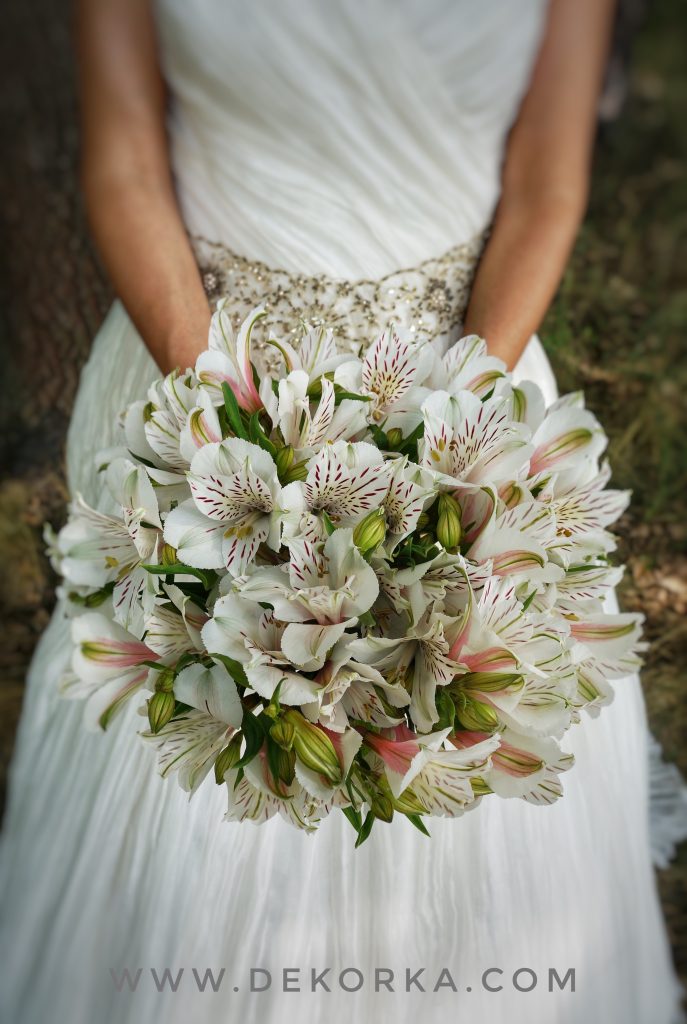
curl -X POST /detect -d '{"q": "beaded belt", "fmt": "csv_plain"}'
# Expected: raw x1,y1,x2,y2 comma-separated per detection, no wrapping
193,231,487,365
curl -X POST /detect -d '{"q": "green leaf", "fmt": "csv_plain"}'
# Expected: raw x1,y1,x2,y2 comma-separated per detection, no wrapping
142,562,218,590
406,813,431,837
321,510,337,536
221,382,250,440
210,653,249,688
354,809,376,848
236,711,265,768
342,805,363,833
248,411,278,457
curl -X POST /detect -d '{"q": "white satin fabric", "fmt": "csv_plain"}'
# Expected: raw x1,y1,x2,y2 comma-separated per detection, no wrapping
1,2,684,1023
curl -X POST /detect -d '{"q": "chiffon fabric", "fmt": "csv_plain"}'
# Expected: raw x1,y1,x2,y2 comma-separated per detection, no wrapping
1,2,685,1022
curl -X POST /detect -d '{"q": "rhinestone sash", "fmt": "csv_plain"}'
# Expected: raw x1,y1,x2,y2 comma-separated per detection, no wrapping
193,232,487,364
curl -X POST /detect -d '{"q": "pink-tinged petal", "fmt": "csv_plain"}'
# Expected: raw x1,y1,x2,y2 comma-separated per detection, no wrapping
235,306,266,412
492,742,544,778
464,368,506,398
448,730,493,749
364,731,421,775
491,550,546,576
460,647,518,672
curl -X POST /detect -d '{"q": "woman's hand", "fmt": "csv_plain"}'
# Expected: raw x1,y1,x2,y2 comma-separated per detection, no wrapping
462,0,618,369
75,0,211,373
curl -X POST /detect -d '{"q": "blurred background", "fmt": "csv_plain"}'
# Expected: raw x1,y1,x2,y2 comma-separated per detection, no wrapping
0,0,685,984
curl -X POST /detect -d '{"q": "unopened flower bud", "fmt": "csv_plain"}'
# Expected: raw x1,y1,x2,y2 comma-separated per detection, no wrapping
470,776,493,796
271,744,297,786
275,444,295,479
161,543,178,566
147,690,176,734
283,710,343,785
386,427,403,448
282,459,308,483
436,493,462,551
456,695,499,733
214,734,242,784
269,719,296,750
154,666,176,693
368,788,394,823
416,512,430,530
353,508,387,554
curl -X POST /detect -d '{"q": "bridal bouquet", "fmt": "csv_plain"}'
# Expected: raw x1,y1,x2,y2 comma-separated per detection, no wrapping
50,304,644,842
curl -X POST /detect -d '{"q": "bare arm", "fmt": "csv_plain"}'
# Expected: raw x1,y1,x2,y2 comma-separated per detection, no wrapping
75,0,210,373
462,0,617,369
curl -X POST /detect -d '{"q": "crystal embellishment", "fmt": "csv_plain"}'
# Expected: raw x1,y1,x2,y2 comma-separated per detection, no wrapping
192,232,487,368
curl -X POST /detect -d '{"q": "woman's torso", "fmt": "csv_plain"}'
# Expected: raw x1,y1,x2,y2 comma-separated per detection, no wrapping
154,0,549,279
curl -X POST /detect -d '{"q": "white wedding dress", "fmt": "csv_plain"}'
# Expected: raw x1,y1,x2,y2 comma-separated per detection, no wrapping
1,2,685,1022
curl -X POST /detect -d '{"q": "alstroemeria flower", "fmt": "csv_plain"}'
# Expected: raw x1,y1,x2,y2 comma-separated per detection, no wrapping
195,303,265,413
236,528,379,637
350,611,460,732
62,612,158,730
450,729,573,804
428,334,507,400
528,395,606,478
303,440,391,526
142,709,237,795
163,438,283,574
272,371,366,453
359,326,434,425
225,746,323,831
420,390,532,485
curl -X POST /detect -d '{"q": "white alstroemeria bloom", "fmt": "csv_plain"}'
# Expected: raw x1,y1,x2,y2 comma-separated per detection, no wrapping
163,438,282,575
225,747,323,831
393,552,491,624
420,390,532,486
553,563,625,615
202,596,323,705
364,723,498,811
303,440,391,526
528,395,607,479
299,640,410,731
428,335,507,400
451,729,573,805
273,371,366,454
467,498,561,582
178,387,223,465
122,368,199,472
266,323,349,379
358,326,434,426
569,612,646,683
62,612,158,730
380,457,433,549
195,303,265,412
143,586,207,661
56,458,161,633
141,709,236,795
350,612,459,733
546,460,630,564
237,528,380,628
174,662,244,728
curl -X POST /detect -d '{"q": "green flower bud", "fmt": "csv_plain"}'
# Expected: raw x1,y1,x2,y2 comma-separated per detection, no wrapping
275,444,295,479
154,666,176,694
282,459,308,483
386,427,403,448
368,788,394,823
378,773,426,816
436,493,462,551
456,695,499,733
470,776,493,797
161,543,178,566
214,734,242,784
270,744,297,786
353,507,387,554
147,690,176,734
283,709,343,785
269,719,296,750
416,512,430,531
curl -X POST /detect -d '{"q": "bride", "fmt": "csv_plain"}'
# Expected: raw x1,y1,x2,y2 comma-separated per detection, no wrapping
1,1,685,1022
